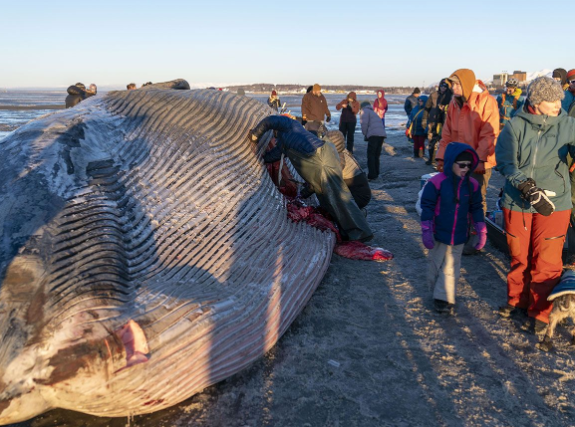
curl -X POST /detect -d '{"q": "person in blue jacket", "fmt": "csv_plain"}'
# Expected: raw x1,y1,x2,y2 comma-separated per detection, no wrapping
420,142,486,313
249,115,373,242
407,95,429,158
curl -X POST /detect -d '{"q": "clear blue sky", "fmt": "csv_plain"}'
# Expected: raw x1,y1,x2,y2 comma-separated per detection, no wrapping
0,0,567,88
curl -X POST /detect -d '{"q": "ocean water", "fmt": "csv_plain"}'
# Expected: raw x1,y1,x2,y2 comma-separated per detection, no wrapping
0,90,408,141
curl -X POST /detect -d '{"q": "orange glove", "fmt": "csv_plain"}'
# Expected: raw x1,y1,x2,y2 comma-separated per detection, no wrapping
436,159,444,172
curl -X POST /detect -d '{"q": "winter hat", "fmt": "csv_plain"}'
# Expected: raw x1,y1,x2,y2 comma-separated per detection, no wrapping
271,90,277,96
326,130,346,153
455,151,474,163
567,69,575,83
552,68,567,85
413,88,421,94
313,83,321,92
526,76,565,106
448,69,476,100
360,101,371,109
75,82,86,90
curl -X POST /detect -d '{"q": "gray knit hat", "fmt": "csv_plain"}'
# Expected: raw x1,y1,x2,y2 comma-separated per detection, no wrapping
360,101,371,109
527,76,564,106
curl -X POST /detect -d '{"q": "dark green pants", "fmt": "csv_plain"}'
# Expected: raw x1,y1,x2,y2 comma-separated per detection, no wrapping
285,144,373,242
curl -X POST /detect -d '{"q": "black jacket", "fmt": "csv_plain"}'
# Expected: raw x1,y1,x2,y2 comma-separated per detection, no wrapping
65,85,94,108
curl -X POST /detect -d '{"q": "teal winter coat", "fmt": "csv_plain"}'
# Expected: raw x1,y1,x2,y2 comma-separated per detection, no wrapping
495,109,575,213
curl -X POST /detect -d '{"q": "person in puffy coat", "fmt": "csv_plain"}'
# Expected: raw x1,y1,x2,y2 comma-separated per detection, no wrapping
495,76,575,332
249,116,373,242
301,84,331,132
562,69,575,117
404,88,420,116
65,83,90,108
407,95,428,158
420,143,485,314
336,91,360,153
422,79,452,165
497,79,524,129
360,101,387,180
373,89,388,127
268,90,281,112
436,69,500,217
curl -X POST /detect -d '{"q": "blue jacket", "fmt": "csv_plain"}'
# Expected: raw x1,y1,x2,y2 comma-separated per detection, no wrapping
407,96,428,136
421,142,484,245
497,89,524,126
251,116,324,162
563,90,575,117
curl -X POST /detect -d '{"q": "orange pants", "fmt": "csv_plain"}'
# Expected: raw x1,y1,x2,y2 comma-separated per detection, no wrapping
504,208,570,323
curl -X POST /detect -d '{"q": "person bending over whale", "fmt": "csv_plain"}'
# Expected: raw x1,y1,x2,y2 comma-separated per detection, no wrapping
249,115,373,242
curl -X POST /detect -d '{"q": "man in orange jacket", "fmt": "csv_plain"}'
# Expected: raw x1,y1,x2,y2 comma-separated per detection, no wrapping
435,69,500,215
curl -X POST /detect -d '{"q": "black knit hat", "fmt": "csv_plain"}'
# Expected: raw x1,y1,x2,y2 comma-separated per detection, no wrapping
413,88,421,94
455,151,474,163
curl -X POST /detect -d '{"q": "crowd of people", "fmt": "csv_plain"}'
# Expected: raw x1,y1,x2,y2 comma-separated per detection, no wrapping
251,69,575,342
63,70,575,341
417,67,575,339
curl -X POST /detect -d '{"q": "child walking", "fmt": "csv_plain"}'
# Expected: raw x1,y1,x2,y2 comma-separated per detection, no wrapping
420,142,487,313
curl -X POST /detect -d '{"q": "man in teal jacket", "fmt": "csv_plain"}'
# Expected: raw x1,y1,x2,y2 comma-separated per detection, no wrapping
496,76,575,332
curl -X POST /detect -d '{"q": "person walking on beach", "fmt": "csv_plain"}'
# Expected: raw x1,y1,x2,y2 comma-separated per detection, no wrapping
407,95,428,158
301,84,331,133
360,101,386,180
496,76,575,334
562,69,575,117
404,88,420,116
336,92,360,153
373,89,388,127
435,69,499,216
420,143,486,314
497,78,524,129
553,68,568,90
422,79,452,166
268,90,281,112
249,116,373,242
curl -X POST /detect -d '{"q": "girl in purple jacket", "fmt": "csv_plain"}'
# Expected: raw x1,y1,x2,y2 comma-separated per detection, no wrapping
420,142,486,313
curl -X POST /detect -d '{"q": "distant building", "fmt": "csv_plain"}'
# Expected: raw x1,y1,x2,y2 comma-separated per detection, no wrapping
493,73,508,87
511,71,527,82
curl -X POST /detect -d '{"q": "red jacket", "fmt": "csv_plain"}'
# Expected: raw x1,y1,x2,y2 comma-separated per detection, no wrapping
436,81,500,169
373,89,388,119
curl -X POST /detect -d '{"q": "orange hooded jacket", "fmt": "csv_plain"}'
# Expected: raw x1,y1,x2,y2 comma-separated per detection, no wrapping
436,69,500,169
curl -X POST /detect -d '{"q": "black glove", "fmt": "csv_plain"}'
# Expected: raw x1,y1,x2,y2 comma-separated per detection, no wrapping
518,178,556,216
326,116,331,123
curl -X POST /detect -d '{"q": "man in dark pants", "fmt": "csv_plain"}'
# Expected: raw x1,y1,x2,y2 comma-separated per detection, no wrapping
359,101,386,180
249,115,373,242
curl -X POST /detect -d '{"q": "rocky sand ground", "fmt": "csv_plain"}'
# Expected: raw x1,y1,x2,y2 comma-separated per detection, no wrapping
14,133,575,427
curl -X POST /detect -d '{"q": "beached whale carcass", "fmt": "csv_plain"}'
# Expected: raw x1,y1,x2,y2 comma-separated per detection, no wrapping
0,81,335,423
